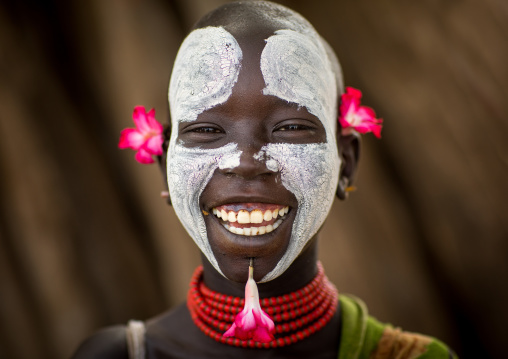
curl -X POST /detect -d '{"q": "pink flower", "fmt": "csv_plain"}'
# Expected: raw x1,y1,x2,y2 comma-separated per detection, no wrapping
223,265,275,342
118,106,164,164
339,87,383,138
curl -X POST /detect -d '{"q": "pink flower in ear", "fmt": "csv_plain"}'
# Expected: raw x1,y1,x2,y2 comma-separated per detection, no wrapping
118,106,164,164
339,87,383,138
223,265,275,343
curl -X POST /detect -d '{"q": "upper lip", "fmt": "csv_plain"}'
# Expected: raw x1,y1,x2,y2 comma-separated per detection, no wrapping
204,195,294,212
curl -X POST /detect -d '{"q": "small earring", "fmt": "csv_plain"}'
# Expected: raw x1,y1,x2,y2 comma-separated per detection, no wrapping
160,191,172,205
345,186,357,193
336,179,357,200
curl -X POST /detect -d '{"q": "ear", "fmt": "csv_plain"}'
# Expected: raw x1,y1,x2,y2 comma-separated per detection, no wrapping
156,119,172,205
335,130,361,200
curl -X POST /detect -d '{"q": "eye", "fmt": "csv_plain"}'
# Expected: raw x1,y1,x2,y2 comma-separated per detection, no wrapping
273,119,325,144
277,124,313,131
179,122,225,145
191,126,222,133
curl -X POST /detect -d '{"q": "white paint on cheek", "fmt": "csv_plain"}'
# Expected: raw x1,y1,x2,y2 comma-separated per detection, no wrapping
167,142,242,276
253,151,279,172
259,30,341,281
218,152,241,170
266,159,280,173
256,142,340,282
168,27,242,124
167,26,243,277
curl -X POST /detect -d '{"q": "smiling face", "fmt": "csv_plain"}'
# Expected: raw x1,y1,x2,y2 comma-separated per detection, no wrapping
167,5,343,283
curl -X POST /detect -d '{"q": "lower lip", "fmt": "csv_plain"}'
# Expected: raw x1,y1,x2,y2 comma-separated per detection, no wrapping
222,217,284,236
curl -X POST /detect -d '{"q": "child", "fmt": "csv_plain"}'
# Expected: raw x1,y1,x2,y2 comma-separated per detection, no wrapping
73,1,456,358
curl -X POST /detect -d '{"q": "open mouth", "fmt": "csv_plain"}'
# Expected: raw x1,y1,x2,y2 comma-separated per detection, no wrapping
211,203,291,236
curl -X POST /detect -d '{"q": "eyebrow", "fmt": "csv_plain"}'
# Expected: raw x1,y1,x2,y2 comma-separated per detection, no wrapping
264,96,307,111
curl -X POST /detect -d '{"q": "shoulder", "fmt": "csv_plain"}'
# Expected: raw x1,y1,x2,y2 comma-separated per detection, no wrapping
338,295,457,359
71,325,129,359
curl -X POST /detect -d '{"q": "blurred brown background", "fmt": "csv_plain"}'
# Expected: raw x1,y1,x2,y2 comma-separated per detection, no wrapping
1,0,507,358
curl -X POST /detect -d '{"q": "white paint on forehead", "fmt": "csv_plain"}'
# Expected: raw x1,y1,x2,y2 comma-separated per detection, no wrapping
167,142,242,276
261,29,338,141
257,142,340,282
168,26,242,125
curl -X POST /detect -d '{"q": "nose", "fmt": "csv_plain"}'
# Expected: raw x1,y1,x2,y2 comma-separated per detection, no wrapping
219,143,273,179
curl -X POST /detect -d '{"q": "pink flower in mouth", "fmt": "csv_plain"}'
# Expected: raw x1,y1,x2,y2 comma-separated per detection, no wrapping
339,87,383,138
118,106,164,164
223,265,275,342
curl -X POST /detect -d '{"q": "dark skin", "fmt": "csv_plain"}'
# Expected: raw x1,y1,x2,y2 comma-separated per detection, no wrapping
72,3,360,358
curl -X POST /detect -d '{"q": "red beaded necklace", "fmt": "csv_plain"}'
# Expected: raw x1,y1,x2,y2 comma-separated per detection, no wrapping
187,262,339,348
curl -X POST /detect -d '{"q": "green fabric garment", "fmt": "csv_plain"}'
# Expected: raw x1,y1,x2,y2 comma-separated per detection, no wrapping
337,295,457,359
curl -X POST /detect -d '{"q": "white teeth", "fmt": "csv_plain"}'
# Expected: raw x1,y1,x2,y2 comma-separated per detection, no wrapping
237,210,250,224
250,210,263,224
215,206,290,236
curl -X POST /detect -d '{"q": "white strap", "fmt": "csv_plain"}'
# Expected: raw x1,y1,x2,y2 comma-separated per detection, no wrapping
126,320,146,359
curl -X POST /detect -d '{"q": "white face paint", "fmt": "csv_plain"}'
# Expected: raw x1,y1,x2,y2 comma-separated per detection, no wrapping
259,29,341,282
167,25,342,282
167,27,243,275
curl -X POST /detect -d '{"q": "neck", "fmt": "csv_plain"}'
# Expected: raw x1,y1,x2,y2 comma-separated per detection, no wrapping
201,238,319,298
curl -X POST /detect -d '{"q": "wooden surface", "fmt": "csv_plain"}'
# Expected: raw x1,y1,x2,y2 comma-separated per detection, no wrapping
0,1,506,358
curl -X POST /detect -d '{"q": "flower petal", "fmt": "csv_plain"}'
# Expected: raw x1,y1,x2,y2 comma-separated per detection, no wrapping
119,128,144,150
258,309,275,332
132,106,152,134
144,134,164,155
253,327,274,343
357,106,376,119
345,86,362,99
135,148,155,164
146,108,163,133
236,310,257,332
234,326,253,340
223,323,237,338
